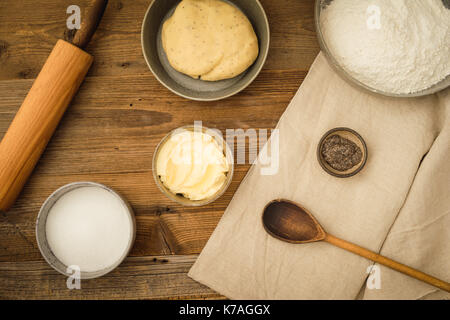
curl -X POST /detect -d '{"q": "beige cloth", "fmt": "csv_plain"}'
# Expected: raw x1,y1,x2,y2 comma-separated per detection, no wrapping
188,53,450,299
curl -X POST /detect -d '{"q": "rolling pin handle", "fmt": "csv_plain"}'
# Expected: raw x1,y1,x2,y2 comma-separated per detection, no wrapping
72,0,109,49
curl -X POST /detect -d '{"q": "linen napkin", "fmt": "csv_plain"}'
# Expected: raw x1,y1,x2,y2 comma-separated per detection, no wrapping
188,53,450,299
362,89,449,300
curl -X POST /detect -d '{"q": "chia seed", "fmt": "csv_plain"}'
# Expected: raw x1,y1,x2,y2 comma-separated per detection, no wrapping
321,134,362,171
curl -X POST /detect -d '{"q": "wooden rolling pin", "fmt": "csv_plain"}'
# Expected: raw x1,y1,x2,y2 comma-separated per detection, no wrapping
0,0,108,212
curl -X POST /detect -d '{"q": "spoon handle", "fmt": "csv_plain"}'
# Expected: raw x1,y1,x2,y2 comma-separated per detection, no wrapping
324,234,450,292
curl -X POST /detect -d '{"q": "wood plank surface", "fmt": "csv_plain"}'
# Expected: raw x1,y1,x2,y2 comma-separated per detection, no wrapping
0,0,320,299
0,255,223,299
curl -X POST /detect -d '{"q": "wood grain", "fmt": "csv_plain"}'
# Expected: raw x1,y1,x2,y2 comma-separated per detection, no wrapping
0,255,223,299
0,0,320,299
0,0,318,80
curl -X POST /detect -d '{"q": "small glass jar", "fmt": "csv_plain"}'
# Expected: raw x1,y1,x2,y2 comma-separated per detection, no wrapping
152,125,234,206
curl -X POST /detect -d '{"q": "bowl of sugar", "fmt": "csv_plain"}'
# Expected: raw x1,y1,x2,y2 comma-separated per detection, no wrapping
36,182,136,279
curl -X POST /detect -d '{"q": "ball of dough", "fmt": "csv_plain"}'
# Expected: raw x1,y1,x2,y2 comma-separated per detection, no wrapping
162,0,259,81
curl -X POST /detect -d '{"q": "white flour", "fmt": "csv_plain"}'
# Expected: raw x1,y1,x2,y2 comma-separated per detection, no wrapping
320,0,450,94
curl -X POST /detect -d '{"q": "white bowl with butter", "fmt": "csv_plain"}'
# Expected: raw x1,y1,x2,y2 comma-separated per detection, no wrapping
153,126,234,206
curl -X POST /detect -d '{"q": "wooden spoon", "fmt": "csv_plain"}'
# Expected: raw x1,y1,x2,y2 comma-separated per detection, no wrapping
262,199,450,292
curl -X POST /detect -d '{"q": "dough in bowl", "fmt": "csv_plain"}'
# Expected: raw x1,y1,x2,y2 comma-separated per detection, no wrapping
162,0,259,81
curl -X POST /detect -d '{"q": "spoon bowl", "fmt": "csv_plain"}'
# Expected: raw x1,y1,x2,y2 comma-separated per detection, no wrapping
262,199,325,243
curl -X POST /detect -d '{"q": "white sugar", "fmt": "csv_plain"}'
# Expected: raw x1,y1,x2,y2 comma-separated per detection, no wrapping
45,186,132,272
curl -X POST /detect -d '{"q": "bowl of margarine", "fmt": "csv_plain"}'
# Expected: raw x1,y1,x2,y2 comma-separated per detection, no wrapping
141,0,270,101
153,125,234,206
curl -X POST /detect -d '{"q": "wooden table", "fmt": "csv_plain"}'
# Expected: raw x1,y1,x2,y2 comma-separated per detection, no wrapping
0,0,319,299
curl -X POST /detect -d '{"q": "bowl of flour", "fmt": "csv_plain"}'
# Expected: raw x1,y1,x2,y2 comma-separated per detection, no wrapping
316,0,450,97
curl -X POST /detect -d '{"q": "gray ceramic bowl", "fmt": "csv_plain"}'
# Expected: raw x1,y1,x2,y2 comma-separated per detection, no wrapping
36,182,136,279
141,0,270,101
